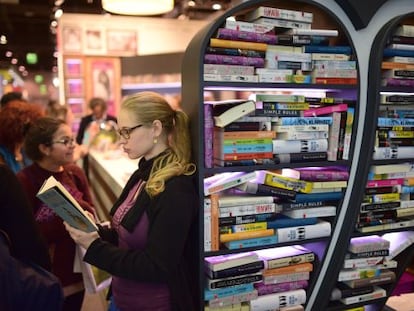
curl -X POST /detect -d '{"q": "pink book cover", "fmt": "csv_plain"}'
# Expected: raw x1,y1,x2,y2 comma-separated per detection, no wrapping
204,54,265,67
303,103,348,117
366,178,405,188
216,28,277,44
254,279,308,295
204,104,214,168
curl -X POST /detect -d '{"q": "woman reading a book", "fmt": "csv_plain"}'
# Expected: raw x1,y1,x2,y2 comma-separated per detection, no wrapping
64,91,198,311
16,117,96,311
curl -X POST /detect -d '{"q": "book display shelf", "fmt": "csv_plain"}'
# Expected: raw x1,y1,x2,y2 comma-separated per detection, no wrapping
180,0,414,310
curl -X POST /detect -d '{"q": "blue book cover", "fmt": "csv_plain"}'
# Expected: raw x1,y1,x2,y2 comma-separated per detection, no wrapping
267,215,318,229
293,191,343,203
277,117,333,125
383,48,414,58
224,235,278,250
222,143,273,154
377,118,414,127
204,283,255,301
303,45,352,54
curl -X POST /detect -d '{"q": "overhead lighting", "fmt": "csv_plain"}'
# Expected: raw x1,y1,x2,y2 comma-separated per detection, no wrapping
102,0,174,15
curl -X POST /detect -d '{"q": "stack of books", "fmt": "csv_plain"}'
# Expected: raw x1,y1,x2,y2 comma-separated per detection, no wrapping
331,235,396,305
382,24,414,87
203,5,356,85
356,163,414,233
204,246,315,310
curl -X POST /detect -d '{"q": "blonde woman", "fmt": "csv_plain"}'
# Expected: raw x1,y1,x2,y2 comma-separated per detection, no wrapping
65,92,198,311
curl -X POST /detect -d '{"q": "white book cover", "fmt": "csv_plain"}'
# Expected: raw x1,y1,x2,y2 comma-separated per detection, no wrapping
204,171,257,196
213,100,256,128
382,231,414,260
204,64,255,75
370,163,413,174
204,74,259,83
273,124,330,133
272,139,329,154
204,251,260,272
388,43,414,51
246,6,313,23
284,28,338,36
337,261,398,281
281,206,336,218
224,19,275,34
249,289,306,311
311,53,351,61
276,220,331,242
343,256,385,269
254,17,312,30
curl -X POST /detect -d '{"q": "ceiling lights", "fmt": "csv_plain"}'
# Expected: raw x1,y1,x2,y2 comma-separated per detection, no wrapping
102,0,174,16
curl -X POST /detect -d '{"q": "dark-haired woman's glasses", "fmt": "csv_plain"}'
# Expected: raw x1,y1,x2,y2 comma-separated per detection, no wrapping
51,137,75,146
117,124,143,140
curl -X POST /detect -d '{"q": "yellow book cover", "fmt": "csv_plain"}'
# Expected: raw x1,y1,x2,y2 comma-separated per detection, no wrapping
219,229,274,243
264,171,313,193
232,222,268,233
311,180,348,189
210,38,267,52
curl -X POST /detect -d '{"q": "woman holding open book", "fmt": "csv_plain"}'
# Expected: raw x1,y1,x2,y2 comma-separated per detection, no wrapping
16,117,96,311
64,91,199,311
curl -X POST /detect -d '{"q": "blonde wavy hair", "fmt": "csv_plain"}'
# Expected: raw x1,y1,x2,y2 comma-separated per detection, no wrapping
121,91,196,197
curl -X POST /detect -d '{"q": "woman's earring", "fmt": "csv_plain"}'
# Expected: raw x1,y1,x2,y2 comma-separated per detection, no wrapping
153,138,158,144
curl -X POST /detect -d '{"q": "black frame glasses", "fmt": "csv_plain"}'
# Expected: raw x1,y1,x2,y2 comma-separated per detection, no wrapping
117,124,143,140
51,137,75,146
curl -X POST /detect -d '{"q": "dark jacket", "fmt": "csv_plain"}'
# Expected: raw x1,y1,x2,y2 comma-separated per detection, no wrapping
76,114,117,145
84,155,199,310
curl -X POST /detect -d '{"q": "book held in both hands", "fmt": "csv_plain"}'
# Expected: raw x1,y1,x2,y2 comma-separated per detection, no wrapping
36,175,98,232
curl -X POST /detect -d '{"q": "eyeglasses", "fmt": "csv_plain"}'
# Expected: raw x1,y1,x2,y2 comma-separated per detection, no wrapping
51,137,75,146
117,124,143,140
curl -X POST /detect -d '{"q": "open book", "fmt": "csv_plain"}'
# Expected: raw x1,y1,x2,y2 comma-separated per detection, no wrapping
36,176,98,232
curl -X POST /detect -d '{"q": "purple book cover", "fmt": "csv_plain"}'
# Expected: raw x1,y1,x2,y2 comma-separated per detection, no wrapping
254,279,308,295
383,78,414,87
204,104,214,168
204,54,265,67
295,167,349,181
216,28,278,44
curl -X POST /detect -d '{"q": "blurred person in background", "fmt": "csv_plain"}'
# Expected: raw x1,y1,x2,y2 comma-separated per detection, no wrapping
0,100,44,173
17,117,96,311
0,91,26,108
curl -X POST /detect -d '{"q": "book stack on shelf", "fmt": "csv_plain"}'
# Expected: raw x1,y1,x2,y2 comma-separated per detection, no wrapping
204,245,316,310
374,93,414,160
356,163,414,233
204,94,356,168
203,166,349,252
331,236,396,307
382,24,414,87
203,6,356,85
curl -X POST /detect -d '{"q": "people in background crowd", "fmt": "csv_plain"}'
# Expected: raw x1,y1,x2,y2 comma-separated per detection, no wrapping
0,100,44,173
65,91,199,311
76,97,117,146
45,99,74,126
17,117,96,311
0,91,26,108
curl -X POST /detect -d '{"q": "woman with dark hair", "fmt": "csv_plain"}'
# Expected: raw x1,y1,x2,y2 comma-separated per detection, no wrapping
0,100,44,173
17,117,96,311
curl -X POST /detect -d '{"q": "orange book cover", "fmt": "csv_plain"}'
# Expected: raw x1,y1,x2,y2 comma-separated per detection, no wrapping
210,38,268,52
219,228,275,243
262,262,314,277
382,61,414,70
210,193,220,251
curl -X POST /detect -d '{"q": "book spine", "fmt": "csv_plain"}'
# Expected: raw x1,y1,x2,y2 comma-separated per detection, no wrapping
224,235,278,250
313,77,358,84
216,130,276,139
342,107,355,160
276,131,328,140
373,146,414,159
274,152,328,163
207,261,265,279
344,271,396,288
273,124,330,132
204,104,214,168
343,256,384,269
204,73,259,82
247,7,313,23
219,213,276,226
330,285,374,301
263,262,313,277
264,172,313,193
278,199,338,210
304,45,352,54
382,61,414,70
205,54,265,67
347,249,390,258
303,103,348,117
313,60,357,70
218,152,274,161
204,63,255,75
276,221,331,242
254,17,312,30
210,38,268,52
224,20,275,34
205,46,266,58
210,194,219,251
221,144,273,154
266,51,312,63
286,28,339,36
298,169,349,181
327,111,346,161
219,203,276,217
266,253,315,270
232,221,268,233
282,206,336,218
255,108,302,117
204,283,255,301
208,290,259,308
340,287,386,305
263,271,310,285
276,117,332,125
294,191,343,203
366,178,404,188
272,139,329,154
244,182,297,200
360,201,400,212
216,28,277,44
254,280,308,296
311,53,351,61
204,200,212,251
207,273,263,290
382,77,414,87
249,289,307,310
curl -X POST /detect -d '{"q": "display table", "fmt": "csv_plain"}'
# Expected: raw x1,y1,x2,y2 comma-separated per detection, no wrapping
88,150,139,221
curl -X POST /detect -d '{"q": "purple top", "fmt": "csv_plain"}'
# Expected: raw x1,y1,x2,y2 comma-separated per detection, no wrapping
111,180,171,311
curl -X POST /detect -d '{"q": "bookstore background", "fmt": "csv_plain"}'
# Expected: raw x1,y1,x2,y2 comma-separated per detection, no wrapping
2,0,414,310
